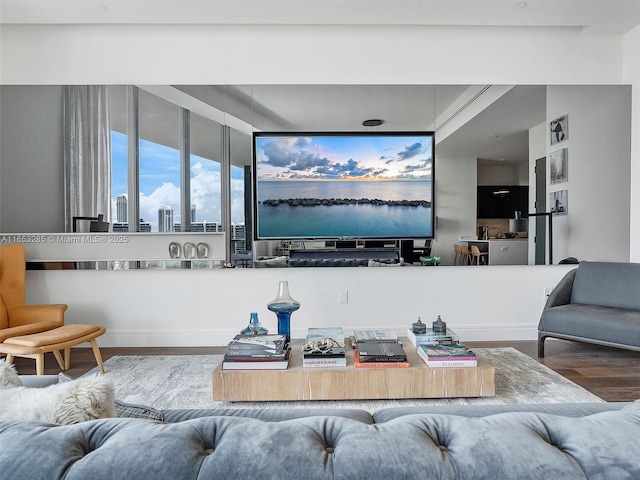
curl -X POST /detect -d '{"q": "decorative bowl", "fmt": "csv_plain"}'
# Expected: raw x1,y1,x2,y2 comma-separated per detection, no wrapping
420,256,443,266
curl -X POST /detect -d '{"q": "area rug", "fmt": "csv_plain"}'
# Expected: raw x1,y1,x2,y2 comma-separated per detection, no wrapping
80,347,603,412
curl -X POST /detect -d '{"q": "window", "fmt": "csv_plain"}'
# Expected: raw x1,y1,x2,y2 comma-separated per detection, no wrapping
109,86,252,263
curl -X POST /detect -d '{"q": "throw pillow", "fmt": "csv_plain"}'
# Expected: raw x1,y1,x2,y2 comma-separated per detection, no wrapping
622,399,640,411
58,372,74,383
0,375,115,425
115,399,164,421
0,359,23,388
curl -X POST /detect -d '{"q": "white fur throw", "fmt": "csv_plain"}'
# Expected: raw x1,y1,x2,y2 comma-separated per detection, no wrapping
0,359,24,388
0,362,115,425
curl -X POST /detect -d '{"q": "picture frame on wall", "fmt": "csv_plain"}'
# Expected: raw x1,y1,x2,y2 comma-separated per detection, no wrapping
550,190,568,216
550,114,568,145
549,148,568,184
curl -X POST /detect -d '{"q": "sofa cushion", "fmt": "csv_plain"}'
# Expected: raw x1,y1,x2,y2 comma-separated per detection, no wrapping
19,375,61,388
115,399,164,421
163,407,374,424
622,399,640,411
373,402,630,423
539,304,640,347
570,261,640,310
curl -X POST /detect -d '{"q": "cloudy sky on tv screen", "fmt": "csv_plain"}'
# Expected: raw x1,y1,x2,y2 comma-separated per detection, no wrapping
254,133,434,239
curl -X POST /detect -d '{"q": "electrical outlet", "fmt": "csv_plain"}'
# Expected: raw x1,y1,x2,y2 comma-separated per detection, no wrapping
544,287,554,299
339,290,349,304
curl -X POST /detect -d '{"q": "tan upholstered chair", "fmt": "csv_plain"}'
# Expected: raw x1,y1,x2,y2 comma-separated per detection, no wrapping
0,244,67,343
0,244,106,374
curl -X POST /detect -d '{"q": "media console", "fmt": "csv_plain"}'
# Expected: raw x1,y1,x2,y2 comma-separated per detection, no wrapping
289,247,399,261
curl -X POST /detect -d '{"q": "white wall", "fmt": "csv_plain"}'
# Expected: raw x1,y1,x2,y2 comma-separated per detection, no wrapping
1,23,637,346
26,264,574,347
624,24,640,262
477,164,523,186
546,86,631,262
0,86,65,232
430,155,477,264
0,25,626,85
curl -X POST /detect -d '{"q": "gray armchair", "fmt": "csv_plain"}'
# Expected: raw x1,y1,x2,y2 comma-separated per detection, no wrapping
538,261,640,357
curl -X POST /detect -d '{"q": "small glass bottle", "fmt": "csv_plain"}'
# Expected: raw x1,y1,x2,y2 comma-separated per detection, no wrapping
240,312,268,335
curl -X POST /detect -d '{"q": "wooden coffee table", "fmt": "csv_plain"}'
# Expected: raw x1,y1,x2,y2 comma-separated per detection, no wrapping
212,338,495,401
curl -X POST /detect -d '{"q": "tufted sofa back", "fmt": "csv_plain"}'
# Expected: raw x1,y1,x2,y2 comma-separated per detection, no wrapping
2,411,640,480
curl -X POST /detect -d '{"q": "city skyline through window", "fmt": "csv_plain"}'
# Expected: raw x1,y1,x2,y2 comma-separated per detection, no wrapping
110,131,246,232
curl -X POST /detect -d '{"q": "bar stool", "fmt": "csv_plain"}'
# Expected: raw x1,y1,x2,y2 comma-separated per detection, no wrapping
453,244,462,265
470,245,489,265
460,245,472,265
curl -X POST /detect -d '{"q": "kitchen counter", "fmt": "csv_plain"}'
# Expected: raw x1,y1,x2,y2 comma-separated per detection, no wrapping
462,238,528,265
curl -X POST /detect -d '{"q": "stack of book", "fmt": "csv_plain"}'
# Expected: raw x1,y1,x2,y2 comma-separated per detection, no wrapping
351,329,398,345
352,330,409,368
416,343,477,368
406,327,460,347
302,327,346,368
222,334,291,370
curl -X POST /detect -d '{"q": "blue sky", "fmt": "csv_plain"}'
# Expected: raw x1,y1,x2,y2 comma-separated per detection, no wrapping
255,133,433,181
111,131,246,230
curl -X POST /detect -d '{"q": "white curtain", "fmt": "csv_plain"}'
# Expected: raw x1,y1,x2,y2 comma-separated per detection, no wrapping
63,85,112,233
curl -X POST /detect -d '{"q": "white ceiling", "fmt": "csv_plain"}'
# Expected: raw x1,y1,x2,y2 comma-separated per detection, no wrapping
2,0,640,34
2,1,636,166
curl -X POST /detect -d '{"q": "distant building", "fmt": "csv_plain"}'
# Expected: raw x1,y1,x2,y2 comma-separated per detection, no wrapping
158,206,173,232
231,223,246,252
112,220,151,232
116,195,127,222
112,222,127,232
174,221,223,232
171,221,244,250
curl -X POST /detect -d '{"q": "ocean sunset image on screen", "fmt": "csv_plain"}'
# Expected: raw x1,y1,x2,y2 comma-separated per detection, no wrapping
253,131,435,240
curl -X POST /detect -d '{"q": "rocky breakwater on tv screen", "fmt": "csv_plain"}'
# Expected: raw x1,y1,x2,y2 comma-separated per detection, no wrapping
260,197,431,207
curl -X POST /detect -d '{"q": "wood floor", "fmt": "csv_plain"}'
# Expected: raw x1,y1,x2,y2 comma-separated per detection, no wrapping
8,339,640,403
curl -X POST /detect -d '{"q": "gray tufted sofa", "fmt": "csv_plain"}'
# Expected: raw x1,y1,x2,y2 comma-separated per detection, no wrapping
538,261,640,357
2,402,640,480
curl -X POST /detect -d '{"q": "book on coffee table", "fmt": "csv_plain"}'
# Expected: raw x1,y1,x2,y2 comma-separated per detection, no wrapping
354,342,409,368
353,330,398,344
222,346,292,370
226,334,287,353
406,327,460,347
303,327,346,367
416,343,477,368
302,356,347,368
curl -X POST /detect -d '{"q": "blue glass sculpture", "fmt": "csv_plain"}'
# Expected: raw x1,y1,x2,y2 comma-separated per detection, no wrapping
267,281,300,343
240,312,268,335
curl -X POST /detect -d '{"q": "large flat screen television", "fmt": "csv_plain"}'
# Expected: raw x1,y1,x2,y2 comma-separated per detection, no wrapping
253,131,435,241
